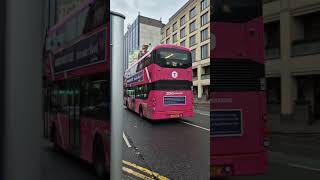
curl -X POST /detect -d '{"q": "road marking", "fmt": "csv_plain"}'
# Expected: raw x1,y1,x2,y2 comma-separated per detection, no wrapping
123,160,169,180
179,121,210,131
123,132,132,148
123,166,154,180
194,109,210,116
288,163,320,172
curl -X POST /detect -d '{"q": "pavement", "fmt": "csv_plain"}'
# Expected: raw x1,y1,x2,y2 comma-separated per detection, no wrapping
268,120,320,134
269,133,320,160
122,104,210,180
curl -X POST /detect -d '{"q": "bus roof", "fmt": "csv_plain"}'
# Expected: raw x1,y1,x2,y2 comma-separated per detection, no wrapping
48,0,95,35
153,44,190,52
126,44,190,72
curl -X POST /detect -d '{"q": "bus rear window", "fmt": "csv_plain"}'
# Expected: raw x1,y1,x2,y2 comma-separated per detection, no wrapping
214,0,262,23
156,48,191,68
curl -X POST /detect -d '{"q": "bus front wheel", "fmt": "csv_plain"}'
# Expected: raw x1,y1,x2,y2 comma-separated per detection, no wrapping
126,100,129,109
139,106,144,119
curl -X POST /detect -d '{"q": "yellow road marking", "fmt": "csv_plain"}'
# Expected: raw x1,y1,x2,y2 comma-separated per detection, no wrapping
122,166,154,180
122,160,169,180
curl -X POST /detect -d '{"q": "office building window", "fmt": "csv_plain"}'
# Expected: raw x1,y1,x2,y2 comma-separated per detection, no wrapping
201,28,209,41
201,44,209,59
190,20,196,33
189,7,197,19
166,28,170,36
173,33,178,43
201,12,209,26
180,40,186,47
166,38,170,44
201,0,209,11
180,27,186,38
180,15,186,26
173,22,178,32
191,49,196,62
190,35,196,47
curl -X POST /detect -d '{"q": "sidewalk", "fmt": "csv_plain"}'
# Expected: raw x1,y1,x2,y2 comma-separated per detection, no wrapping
270,133,320,160
268,118,320,134
269,150,320,169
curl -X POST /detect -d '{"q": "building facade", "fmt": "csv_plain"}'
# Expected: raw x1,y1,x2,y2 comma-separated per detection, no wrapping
124,15,164,71
161,0,210,100
264,0,320,124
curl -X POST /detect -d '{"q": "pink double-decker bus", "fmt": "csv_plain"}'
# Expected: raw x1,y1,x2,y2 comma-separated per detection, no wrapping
43,0,125,178
210,0,268,177
124,44,193,120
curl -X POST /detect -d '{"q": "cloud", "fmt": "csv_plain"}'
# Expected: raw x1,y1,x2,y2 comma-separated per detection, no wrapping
111,0,189,33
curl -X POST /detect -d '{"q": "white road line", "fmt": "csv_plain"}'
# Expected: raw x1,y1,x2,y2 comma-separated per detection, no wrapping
194,110,210,116
180,121,210,131
123,132,132,148
288,163,320,172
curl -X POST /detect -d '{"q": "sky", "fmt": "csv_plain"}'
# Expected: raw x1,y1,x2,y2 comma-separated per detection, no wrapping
111,0,189,34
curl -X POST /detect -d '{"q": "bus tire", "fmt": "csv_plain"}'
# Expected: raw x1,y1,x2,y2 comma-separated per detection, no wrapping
93,137,108,179
126,100,129,110
139,105,144,119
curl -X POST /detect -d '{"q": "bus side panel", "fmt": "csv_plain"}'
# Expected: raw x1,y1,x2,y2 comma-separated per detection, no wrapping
211,151,267,176
79,118,110,166
213,19,265,63
212,92,265,154
51,113,70,150
152,65,193,82
79,117,94,162
94,121,111,166
213,22,246,60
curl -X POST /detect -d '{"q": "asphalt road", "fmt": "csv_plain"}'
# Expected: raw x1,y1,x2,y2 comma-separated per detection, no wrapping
41,104,210,180
41,105,320,180
122,104,210,180
41,140,99,180
215,134,320,180
224,152,320,180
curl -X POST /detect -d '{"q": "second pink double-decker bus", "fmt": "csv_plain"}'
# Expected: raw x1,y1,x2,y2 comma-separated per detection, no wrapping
210,0,268,177
124,44,193,120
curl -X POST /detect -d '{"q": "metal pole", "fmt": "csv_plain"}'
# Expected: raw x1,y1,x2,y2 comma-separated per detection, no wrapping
111,12,125,180
4,0,43,179
0,0,6,178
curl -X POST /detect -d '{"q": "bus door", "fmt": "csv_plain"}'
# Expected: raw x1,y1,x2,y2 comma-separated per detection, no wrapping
130,88,136,110
68,78,81,154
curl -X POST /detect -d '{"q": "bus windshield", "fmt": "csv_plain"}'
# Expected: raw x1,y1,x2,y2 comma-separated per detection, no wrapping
156,48,191,68
214,0,262,23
